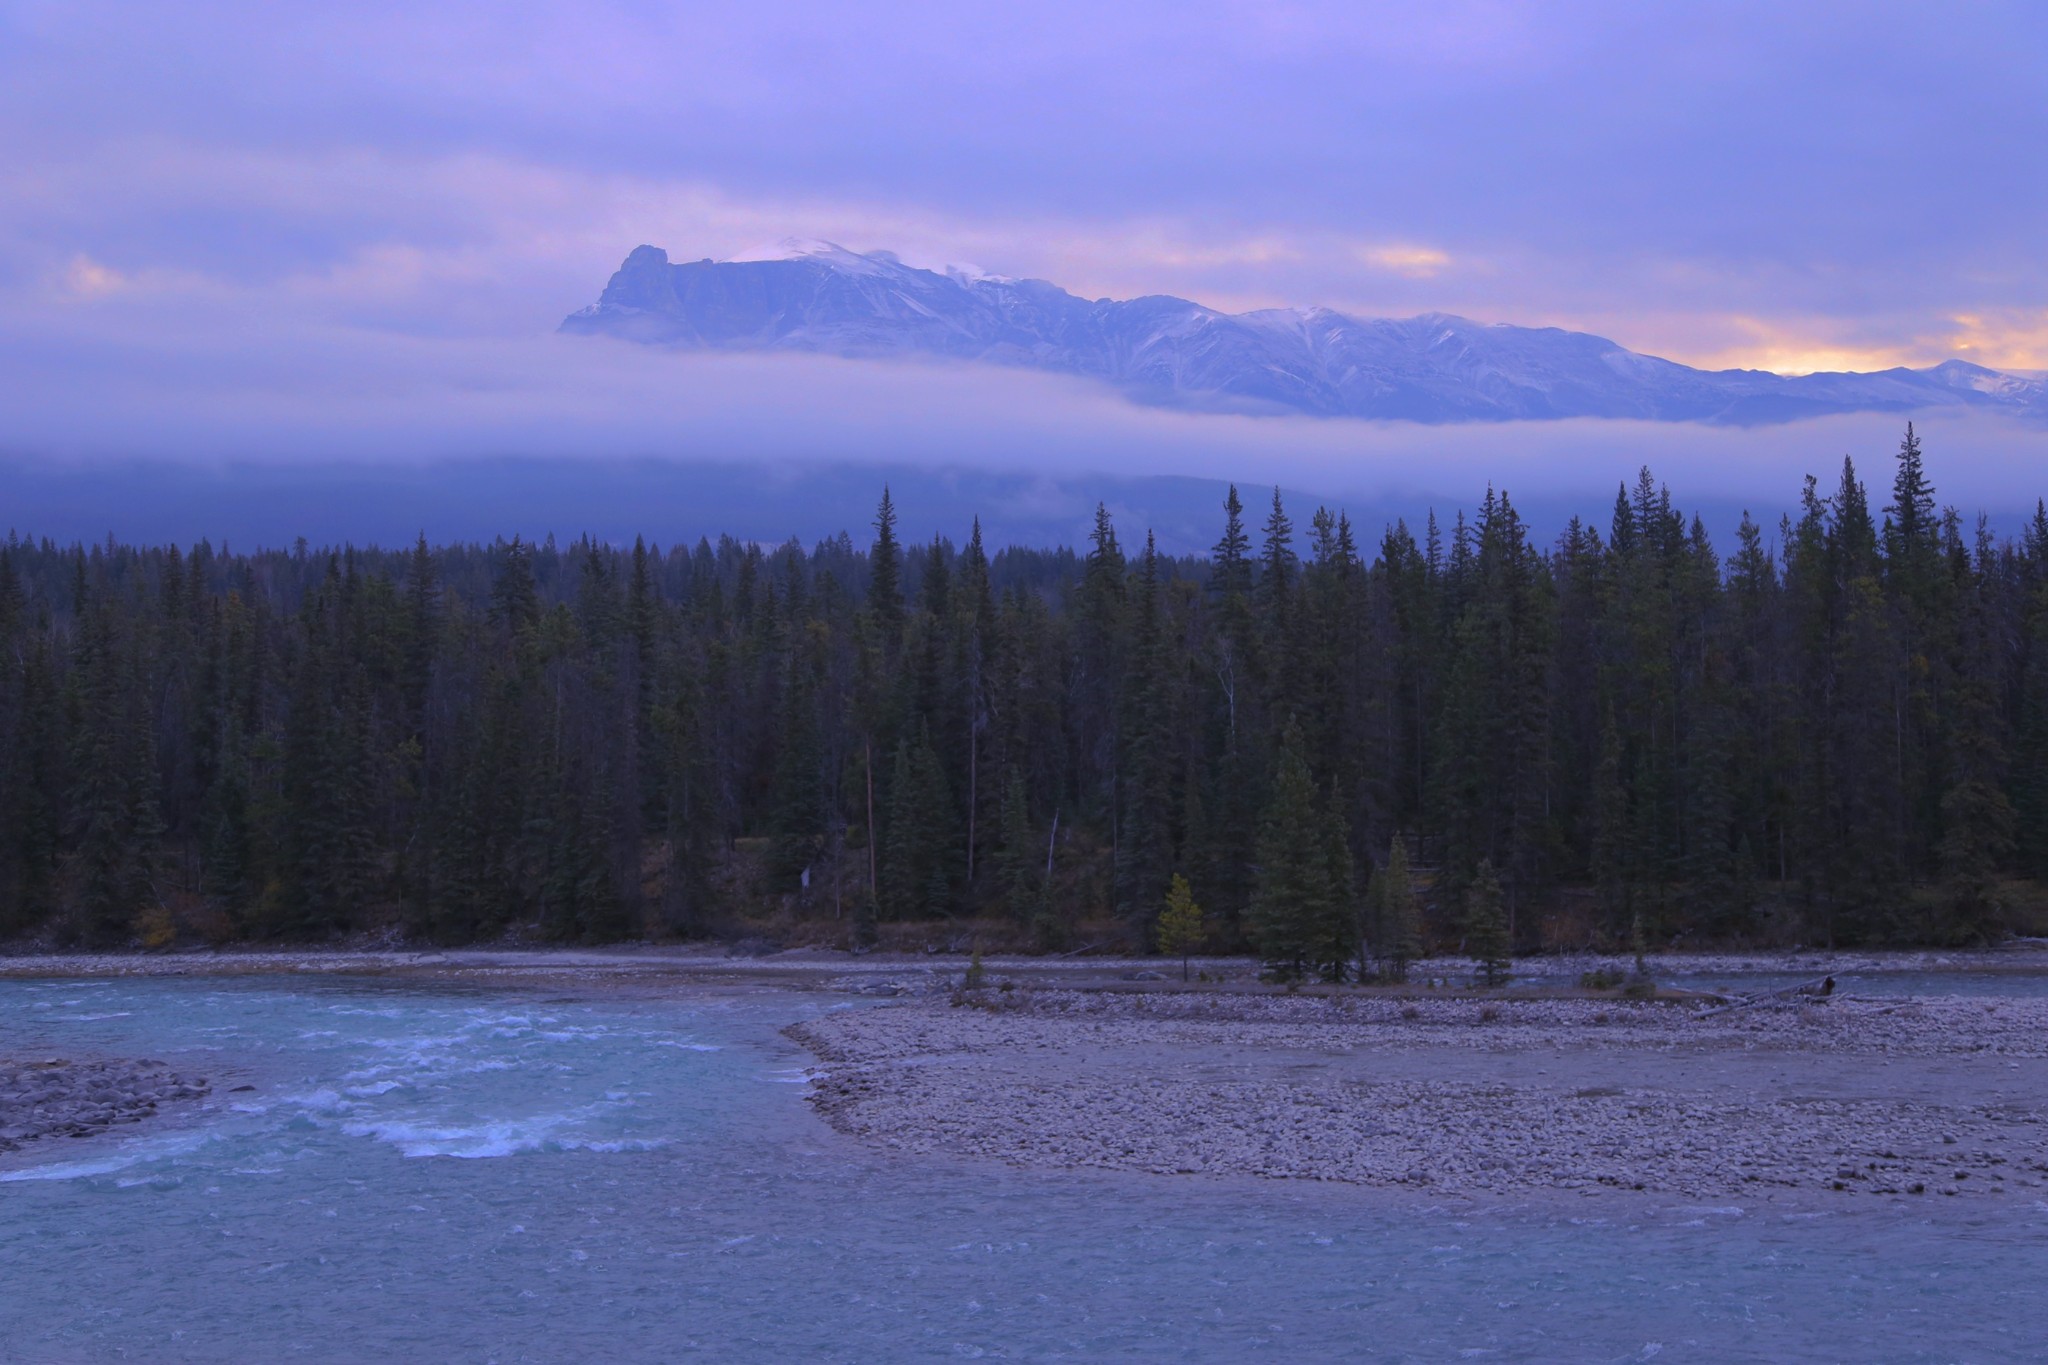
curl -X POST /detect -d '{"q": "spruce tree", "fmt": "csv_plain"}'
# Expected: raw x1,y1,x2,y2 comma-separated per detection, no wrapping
1248,719,1340,980
868,488,904,643
2016,503,2048,877
1259,488,1298,709
1376,838,1422,982
1115,532,1172,922
1936,532,2015,940
492,537,541,645
882,726,956,920
1320,779,1357,981
766,624,825,890
996,764,1040,920
1465,858,1512,987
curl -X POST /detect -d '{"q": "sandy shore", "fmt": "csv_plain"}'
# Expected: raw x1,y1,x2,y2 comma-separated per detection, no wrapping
788,987,2048,1204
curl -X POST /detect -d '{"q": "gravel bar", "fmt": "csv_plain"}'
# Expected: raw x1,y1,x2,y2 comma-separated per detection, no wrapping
788,988,2048,1203
0,1058,211,1152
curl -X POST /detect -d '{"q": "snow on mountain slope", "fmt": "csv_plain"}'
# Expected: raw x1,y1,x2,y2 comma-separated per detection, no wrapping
561,245,2048,426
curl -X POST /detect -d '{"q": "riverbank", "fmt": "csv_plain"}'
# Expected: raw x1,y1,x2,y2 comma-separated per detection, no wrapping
788,987,2048,1204
3,941,2041,987
11,945,2048,1188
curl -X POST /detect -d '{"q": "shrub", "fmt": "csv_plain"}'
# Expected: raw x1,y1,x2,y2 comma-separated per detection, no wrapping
132,905,177,952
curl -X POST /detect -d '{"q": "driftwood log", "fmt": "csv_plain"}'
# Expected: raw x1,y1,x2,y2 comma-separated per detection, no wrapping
1694,975,1836,1018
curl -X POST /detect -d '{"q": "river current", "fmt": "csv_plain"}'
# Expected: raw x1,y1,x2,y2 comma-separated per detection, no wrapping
1,975,2042,1362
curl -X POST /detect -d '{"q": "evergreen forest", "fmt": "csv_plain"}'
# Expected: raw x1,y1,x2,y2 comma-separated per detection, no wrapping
4,427,2046,972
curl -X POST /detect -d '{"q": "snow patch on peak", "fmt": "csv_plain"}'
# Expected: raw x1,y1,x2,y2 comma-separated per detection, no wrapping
945,262,1012,286
722,238,1009,287
1924,358,2040,399
725,238,906,277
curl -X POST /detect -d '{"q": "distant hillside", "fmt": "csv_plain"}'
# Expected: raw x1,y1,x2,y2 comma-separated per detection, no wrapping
563,241,2046,426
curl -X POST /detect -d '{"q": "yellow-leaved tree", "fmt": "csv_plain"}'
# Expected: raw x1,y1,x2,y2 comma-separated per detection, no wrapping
1156,873,1205,982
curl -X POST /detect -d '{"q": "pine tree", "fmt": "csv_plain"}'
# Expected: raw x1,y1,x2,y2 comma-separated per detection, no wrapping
492,537,541,645
1935,527,2014,941
1076,502,1126,740
958,517,995,885
766,619,825,890
654,654,719,938
1115,531,1173,922
1320,778,1357,981
68,602,159,945
2016,503,2048,878
1211,485,1257,695
1375,838,1422,982
0,547,19,641
882,726,956,920
1590,705,1629,937
1465,858,1512,987
995,764,1041,920
1,634,61,935
1259,488,1298,710
868,488,904,643
1248,719,1345,980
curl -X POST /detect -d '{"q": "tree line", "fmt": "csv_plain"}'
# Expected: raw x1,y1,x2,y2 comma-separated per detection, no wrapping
2,426,2043,970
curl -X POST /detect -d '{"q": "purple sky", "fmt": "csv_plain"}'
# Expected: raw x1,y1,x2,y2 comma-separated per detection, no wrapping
4,1,2045,514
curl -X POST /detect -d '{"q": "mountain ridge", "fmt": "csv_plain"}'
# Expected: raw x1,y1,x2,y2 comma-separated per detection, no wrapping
562,241,2046,426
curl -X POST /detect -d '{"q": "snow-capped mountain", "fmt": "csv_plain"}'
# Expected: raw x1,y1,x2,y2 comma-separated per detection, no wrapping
562,242,2047,425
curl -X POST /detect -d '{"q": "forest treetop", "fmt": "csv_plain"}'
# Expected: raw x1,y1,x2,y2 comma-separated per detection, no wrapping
3,426,2043,966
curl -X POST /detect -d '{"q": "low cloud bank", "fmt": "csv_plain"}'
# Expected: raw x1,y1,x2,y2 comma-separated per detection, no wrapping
5,303,2045,552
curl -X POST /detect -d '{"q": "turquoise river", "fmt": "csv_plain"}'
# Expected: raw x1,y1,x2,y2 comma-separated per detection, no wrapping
2,975,2043,1362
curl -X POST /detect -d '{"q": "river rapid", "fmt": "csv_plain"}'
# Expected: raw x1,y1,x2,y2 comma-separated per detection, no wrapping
1,975,2042,1362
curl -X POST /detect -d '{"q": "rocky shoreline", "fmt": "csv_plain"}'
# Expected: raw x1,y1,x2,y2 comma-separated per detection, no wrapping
4,943,2042,986
788,987,2048,1204
0,1058,212,1153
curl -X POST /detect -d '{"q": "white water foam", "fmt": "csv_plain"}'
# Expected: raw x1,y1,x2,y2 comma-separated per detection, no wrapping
338,1113,667,1159
0,1127,219,1183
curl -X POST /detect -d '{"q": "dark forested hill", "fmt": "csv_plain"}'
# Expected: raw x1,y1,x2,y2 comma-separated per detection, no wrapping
2,426,2042,965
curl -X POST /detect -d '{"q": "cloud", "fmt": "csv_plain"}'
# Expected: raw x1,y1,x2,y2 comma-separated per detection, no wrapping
1676,316,1927,377
62,255,125,298
2,0,2046,481
2,134,2029,379
7,252,2044,539
1942,310,2048,373
1353,245,1452,280
7,7,2048,355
